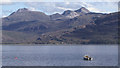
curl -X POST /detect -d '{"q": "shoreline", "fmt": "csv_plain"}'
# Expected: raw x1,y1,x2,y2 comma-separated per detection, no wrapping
1,43,118,46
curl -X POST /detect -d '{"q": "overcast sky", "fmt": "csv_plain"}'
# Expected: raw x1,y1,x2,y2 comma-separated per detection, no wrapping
0,1,119,17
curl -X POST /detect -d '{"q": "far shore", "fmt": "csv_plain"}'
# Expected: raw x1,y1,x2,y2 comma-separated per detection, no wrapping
0,43,118,46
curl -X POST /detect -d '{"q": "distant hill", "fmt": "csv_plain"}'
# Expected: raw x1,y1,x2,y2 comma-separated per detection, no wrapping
2,8,50,26
1,7,119,44
2,7,102,34
35,12,119,44
2,30,39,44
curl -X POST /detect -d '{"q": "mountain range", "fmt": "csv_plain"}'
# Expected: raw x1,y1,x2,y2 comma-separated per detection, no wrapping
1,7,119,44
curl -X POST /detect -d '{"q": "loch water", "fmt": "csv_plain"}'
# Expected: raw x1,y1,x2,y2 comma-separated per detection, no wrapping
2,44,118,66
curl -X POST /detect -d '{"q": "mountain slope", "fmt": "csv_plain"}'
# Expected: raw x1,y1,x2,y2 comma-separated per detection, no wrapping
2,7,116,44
2,30,39,44
75,7,90,13
2,8,50,26
62,10,79,18
2,7,101,34
35,12,119,44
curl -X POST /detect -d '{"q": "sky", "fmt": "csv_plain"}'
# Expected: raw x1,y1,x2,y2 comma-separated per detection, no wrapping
0,1,119,17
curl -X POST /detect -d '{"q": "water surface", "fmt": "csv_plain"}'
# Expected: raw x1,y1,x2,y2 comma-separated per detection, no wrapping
2,45,118,66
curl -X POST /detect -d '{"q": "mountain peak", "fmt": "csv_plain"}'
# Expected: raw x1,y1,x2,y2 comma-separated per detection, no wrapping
75,7,90,13
17,8,29,12
62,10,79,18
62,10,73,15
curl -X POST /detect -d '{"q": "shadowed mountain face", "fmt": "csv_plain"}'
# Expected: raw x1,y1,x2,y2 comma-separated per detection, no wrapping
2,8,50,26
62,10,79,18
35,12,119,44
2,7,101,34
75,7,90,13
1,7,119,44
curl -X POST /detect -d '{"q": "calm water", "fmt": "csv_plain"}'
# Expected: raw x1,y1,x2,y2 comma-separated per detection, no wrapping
2,45,118,66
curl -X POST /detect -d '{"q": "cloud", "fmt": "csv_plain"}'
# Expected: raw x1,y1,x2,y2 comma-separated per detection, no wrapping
1,2,118,17
66,2,70,5
89,2,118,13
57,6,74,10
87,7,101,12
29,7,37,11
25,2,118,14
26,2,71,14
2,0,119,2
2,15,7,18
26,2,83,14
79,2,101,12
64,0,119,2
1,1,118,18
0,0,12,5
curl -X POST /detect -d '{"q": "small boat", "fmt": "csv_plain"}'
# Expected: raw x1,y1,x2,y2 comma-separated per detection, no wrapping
83,55,93,61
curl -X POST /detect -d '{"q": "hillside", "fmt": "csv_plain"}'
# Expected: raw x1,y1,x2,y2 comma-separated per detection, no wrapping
2,30,39,44
1,7,119,44
35,12,119,44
